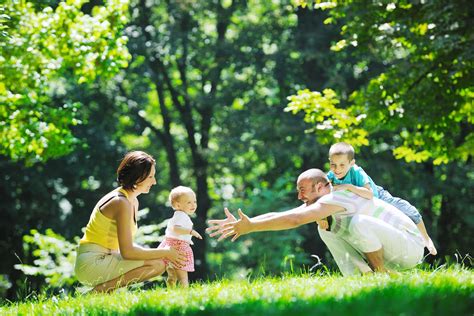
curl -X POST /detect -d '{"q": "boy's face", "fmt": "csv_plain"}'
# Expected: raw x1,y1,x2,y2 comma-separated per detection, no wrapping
175,192,197,215
329,154,355,180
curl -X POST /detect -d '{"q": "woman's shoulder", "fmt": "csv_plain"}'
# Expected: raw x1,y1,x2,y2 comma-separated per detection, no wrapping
98,190,132,213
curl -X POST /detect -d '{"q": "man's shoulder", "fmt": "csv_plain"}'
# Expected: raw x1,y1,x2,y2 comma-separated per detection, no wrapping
319,191,362,214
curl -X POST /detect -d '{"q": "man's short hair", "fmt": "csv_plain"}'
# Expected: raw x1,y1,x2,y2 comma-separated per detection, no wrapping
329,142,355,161
297,168,329,186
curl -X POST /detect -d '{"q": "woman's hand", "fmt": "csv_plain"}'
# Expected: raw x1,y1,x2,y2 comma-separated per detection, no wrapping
163,247,187,268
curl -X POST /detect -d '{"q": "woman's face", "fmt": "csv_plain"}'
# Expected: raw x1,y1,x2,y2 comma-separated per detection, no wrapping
135,165,157,194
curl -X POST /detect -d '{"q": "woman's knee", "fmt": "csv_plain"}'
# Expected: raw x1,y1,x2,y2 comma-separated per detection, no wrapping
143,259,166,273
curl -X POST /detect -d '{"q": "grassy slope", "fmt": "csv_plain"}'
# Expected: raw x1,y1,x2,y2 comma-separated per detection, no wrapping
1,269,473,315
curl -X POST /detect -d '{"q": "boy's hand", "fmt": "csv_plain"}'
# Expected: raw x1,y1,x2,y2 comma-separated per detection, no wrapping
191,229,203,239
424,238,438,255
316,219,329,230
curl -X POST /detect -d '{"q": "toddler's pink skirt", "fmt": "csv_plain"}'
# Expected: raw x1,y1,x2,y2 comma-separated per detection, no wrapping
158,237,194,272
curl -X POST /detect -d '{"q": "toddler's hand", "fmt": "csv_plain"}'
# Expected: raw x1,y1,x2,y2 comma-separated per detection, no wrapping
317,219,329,230
191,229,203,239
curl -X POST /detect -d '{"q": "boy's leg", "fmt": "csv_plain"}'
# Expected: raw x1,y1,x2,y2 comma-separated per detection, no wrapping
378,188,422,224
175,269,189,287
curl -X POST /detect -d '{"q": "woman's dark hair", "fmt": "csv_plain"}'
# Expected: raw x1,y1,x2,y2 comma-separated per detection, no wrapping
117,151,155,190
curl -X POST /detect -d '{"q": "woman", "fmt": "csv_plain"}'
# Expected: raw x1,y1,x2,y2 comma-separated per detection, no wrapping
75,151,186,293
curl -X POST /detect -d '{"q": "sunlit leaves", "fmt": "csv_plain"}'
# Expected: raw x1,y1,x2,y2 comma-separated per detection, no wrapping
0,0,131,165
285,89,368,149
289,0,474,164
14,229,79,288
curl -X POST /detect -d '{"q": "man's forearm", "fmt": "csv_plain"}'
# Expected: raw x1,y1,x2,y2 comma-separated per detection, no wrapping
249,203,336,233
252,205,305,221
250,212,303,232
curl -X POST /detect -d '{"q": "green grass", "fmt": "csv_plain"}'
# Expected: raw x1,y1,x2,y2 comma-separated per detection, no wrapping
1,268,473,315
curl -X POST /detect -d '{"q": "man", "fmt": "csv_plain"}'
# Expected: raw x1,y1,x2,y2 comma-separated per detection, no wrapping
206,169,424,275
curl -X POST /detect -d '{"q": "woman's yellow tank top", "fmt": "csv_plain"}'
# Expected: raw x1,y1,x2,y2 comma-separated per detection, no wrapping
79,188,137,250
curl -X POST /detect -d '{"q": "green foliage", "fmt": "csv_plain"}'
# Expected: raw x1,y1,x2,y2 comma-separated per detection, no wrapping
1,269,473,315
208,173,320,278
289,0,474,164
285,88,369,148
0,0,130,165
14,229,79,290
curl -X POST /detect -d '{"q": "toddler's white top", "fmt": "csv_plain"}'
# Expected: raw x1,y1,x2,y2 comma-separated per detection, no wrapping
165,211,193,244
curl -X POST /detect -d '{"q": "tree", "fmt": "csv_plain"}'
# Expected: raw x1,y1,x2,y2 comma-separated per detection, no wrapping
116,0,341,279
287,0,473,164
0,0,130,165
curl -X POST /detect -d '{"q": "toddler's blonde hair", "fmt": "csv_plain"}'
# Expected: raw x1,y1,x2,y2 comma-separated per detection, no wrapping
169,186,195,209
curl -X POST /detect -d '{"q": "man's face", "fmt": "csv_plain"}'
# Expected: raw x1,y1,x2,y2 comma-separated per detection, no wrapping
329,154,354,180
297,178,320,205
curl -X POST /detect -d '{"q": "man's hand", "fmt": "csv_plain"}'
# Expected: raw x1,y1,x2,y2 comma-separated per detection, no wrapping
220,209,252,242
206,208,237,241
316,218,329,230
191,229,203,239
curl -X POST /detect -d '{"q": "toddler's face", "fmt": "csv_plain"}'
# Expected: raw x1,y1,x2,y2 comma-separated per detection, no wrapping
329,154,354,179
176,192,197,215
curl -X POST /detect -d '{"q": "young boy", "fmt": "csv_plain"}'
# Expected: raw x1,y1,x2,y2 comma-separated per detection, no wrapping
318,142,437,255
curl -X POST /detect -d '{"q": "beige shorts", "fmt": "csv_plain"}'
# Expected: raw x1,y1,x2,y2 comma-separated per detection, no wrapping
74,243,145,286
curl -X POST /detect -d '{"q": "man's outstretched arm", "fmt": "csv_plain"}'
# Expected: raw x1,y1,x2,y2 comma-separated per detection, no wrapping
209,202,342,241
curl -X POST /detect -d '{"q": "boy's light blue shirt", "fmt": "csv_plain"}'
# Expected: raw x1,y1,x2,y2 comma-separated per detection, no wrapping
327,164,379,198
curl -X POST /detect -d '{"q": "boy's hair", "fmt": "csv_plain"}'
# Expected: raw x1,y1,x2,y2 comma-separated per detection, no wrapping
169,186,195,209
329,142,355,161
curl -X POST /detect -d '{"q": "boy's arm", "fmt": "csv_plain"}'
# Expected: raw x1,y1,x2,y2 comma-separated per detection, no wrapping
333,183,374,199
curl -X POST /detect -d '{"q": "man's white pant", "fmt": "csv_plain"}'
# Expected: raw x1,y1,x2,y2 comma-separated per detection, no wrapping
318,214,424,276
